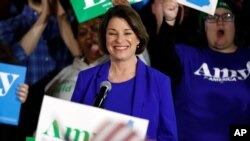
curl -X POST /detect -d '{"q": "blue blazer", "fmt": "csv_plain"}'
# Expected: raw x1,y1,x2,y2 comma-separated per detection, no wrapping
71,59,178,141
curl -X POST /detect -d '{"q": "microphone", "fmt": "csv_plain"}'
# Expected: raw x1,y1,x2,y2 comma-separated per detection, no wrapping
94,81,112,108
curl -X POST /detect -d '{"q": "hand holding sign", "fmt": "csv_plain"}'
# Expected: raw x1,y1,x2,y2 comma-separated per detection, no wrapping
92,120,146,141
35,96,149,141
112,0,131,7
17,83,29,103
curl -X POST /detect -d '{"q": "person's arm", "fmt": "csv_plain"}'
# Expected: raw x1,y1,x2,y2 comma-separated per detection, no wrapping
152,0,182,84
19,0,50,55
155,21,182,84
55,0,81,58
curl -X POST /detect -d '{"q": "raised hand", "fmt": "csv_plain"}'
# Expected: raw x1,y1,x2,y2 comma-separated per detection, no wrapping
162,0,179,25
53,0,66,17
112,0,131,7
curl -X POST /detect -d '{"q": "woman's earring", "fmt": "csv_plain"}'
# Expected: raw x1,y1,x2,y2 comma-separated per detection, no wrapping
137,45,140,49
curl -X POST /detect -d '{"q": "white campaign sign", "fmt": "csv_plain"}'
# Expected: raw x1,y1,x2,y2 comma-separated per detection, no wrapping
35,95,149,141
83,0,106,9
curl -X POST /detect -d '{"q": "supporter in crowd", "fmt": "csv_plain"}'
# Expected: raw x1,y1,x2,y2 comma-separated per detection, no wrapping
45,17,108,100
154,0,250,140
0,0,79,138
71,5,178,141
0,40,29,140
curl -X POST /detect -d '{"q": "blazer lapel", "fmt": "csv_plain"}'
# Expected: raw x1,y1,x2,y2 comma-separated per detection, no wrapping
132,59,147,117
96,60,111,94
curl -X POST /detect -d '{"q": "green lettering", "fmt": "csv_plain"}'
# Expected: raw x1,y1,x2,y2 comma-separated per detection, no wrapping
65,128,90,141
43,120,61,138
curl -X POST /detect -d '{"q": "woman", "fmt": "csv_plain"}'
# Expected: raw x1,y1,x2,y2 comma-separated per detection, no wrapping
45,17,108,100
155,0,250,140
71,5,178,141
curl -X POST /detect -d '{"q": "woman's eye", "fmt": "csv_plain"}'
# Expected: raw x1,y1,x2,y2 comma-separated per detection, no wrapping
125,32,132,35
92,26,99,32
78,31,87,36
108,32,116,35
207,16,216,20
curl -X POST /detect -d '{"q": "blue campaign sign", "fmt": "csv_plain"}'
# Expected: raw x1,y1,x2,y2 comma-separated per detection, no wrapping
187,0,210,7
0,63,26,126
177,0,217,15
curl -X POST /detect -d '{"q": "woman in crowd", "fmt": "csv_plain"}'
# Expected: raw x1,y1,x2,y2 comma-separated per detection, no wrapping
45,17,108,100
154,0,250,140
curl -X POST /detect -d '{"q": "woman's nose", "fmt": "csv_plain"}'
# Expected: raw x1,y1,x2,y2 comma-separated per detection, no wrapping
116,34,124,43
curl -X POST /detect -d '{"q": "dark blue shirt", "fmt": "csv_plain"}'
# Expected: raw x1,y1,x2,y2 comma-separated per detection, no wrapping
175,44,250,141
0,5,72,85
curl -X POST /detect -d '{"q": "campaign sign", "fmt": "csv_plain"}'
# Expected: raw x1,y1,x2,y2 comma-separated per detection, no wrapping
70,0,143,23
0,63,26,126
35,95,149,141
177,0,218,15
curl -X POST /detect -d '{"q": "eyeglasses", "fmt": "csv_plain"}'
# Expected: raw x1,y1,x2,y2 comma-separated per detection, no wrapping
205,13,235,23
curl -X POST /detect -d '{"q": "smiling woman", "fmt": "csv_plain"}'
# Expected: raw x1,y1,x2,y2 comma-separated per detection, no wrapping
71,5,178,141
105,17,139,64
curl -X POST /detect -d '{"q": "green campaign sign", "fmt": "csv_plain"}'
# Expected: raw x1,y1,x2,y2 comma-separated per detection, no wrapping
26,137,35,141
70,0,142,23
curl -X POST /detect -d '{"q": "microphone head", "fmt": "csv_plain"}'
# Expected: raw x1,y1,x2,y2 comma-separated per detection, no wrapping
100,81,112,92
